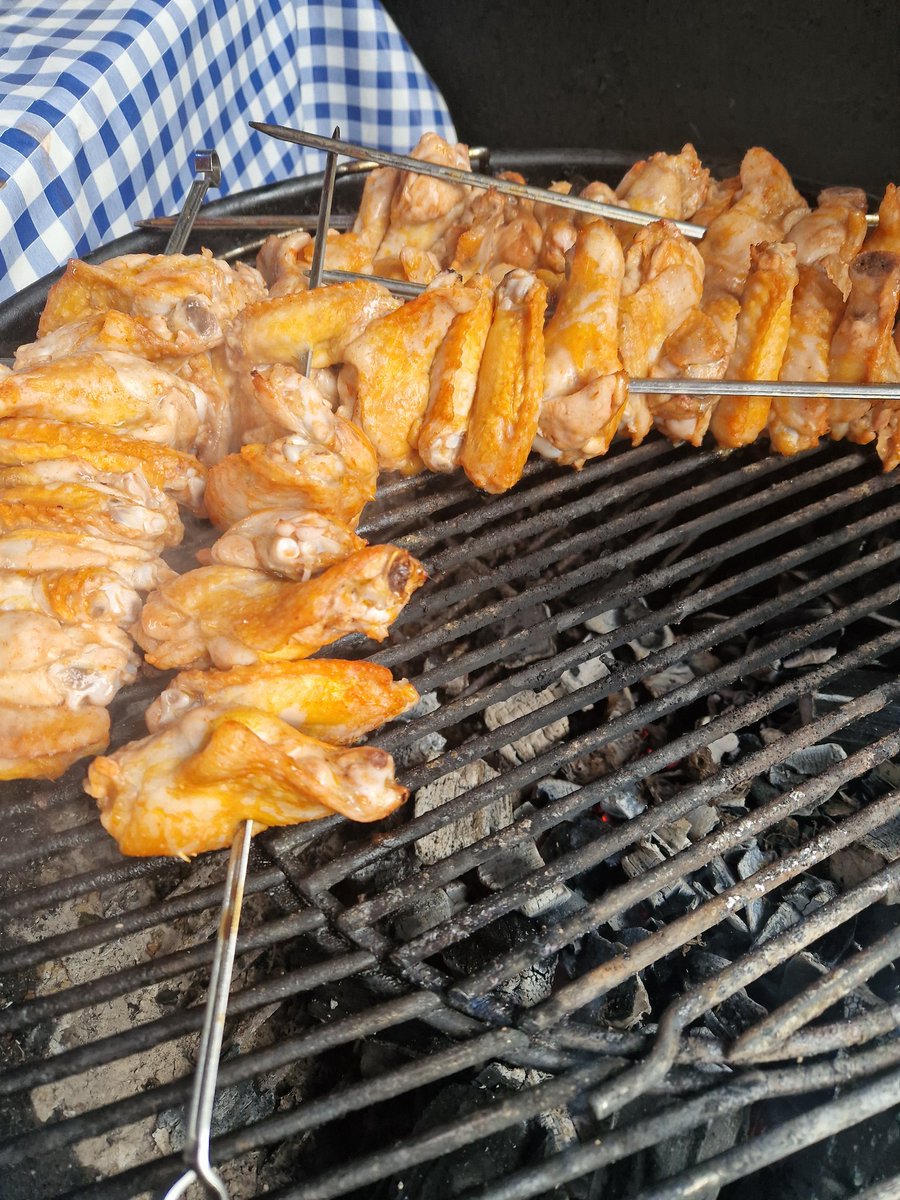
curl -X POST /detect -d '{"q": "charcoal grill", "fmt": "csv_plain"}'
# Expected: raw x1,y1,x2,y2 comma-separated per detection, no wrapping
1,151,899,1200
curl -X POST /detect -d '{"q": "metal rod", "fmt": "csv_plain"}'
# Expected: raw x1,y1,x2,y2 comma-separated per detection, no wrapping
249,121,709,239
164,150,222,255
161,819,253,1200
140,213,355,232
299,125,340,375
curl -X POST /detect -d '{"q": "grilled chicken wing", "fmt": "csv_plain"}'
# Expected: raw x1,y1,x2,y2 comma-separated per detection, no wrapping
417,276,494,472
449,180,543,281
618,221,706,443
768,265,846,454
0,417,206,512
134,545,426,670
202,508,366,579
0,352,207,451
0,567,141,626
460,269,547,492
0,704,110,781
204,366,377,528
15,311,180,369
146,659,417,740
87,705,406,857
39,251,264,352
616,144,710,222
710,242,799,448
0,611,137,708
866,184,900,254
649,293,739,445
700,148,807,300
788,187,868,298
691,175,741,226
828,251,900,448
538,221,627,466
339,273,471,474
373,133,472,274
0,528,174,591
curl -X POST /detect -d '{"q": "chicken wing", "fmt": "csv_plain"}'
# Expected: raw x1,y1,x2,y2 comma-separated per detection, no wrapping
700,148,808,300
134,545,426,670
0,528,175,591
618,221,706,443
204,366,378,528
768,265,845,454
0,417,206,512
15,311,179,370
202,508,366,579
449,180,543,282
417,276,494,472
788,187,868,298
460,269,547,492
145,659,417,740
0,611,137,708
0,704,110,781
0,567,141,627
373,133,472,275
866,184,900,254
710,242,799,448
616,144,710,222
649,294,739,445
534,182,579,275
828,250,900,445
0,352,207,451
538,222,627,466
87,705,406,857
691,175,741,226
39,250,264,352
339,274,471,474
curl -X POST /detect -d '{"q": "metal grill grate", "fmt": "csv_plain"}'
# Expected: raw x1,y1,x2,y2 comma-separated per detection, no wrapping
2,434,900,1199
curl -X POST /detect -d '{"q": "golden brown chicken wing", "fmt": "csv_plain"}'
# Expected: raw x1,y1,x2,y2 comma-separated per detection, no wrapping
0,352,207,451
145,659,417,740
39,250,264,352
417,276,494,473
788,187,868,298
866,184,900,254
202,507,366,579
0,567,141,627
15,310,179,370
538,222,627,466
0,417,206,512
0,703,110,781
339,273,471,474
204,366,378,528
461,269,547,492
768,265,845,454
87,705,407,857
709,242,799,448
618,220,706,443
616,144,710,222
0,528,175,591
134,545,426,670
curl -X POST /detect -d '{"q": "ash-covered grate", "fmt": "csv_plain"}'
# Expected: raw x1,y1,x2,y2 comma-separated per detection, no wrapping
2,436,900,1200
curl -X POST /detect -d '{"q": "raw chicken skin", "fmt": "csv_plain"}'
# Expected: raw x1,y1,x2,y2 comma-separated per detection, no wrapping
134,545,427,670
87,705,407,857
0,567,141,627
538,221,627,465
0,704,110,781
461,269,547,492
203,507,366,579
146,659,418,741
788,187,868,298
710,242,799,448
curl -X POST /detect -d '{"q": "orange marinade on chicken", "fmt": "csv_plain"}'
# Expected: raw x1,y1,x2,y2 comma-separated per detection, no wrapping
146,659,417,740
788,187,868,298
538,221,627,466
768,265,846,455
204,366,378,528
39,250,264,349
0,703,110,781
709,241,799,448
134,545,427,670
203,507,366,579
340,273,471,474
615,144,710,222
461,269,547,493
86,705,407,858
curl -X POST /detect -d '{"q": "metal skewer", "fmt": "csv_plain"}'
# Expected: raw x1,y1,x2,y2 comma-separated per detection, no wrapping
299,126,341,375
140,213,356,232
249,122,709,240
165,151,222,255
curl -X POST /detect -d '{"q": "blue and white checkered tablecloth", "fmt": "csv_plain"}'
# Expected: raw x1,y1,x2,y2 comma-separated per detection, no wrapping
0,0,456,303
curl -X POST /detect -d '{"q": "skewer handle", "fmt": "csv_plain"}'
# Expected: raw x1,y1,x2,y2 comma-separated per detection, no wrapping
165,150,222,256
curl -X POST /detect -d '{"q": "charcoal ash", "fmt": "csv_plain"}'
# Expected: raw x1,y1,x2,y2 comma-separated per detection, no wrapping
413,759,510,865
442,912,558,1009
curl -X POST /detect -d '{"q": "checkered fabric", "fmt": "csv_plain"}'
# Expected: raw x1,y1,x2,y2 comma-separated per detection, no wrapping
0,0,455,303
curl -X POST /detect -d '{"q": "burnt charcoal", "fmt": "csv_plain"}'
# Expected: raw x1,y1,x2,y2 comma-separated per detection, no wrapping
414,759,510,865
754,877,839,947
811,668,900,751
499,601,556,666
683,949,767,1038
769,743,848,809
392,889,453,941
485,685,570,766
600,780,647,819
642,660,695,698
782,645,838,668
535,776,581,803
559,646,611,699
562,932,651,1030
393,730,448,770
442,912,557,1009
478,832,577,919
736,842,776,933
156,1078,274,1150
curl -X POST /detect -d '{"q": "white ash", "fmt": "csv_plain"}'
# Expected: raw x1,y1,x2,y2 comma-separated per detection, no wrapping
641,660,695,698
535,777,581,802
783,645,838,668
769,743,848,809
414,759,511,865
495,955,556,1008
392,729,447,770
601,781,647,820
484,685,569,766
498,601,556,666
737,842,775,933
558,645,610,701
398,690,440,720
